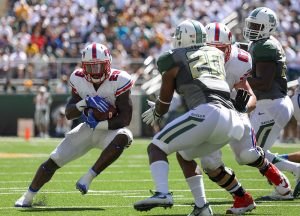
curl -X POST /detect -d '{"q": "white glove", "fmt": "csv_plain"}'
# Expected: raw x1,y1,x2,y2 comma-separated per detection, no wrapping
141,100,161,126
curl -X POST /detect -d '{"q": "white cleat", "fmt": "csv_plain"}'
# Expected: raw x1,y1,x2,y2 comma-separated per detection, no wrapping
259,190,294,201
134,191,173,211
76,174,93,195
14,192,34,208
188,203,213,216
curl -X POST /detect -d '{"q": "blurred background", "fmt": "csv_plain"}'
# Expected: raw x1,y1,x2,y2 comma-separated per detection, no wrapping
0,0,299,140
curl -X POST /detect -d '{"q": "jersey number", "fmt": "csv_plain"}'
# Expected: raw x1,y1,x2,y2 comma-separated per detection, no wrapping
237,49,249,62
109,70,120,81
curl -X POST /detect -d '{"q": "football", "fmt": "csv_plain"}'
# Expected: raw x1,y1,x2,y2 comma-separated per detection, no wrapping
84,105,117,121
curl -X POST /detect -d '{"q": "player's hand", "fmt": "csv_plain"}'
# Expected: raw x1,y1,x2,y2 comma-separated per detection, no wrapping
85,96,109,112
82,109,99,129
233,88,250,113
141,100,162,126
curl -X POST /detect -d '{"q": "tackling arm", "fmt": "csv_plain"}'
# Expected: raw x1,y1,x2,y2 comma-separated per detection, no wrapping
247,61,276,91
155,66,178,116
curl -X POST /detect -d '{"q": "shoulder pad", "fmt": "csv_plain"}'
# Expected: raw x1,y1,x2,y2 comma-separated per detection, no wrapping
69,68,85,90
157,50,176,75
111,69,134,97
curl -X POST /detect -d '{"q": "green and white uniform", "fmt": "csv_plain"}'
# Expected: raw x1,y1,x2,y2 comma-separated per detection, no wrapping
152,45,244,160
249,36,293,150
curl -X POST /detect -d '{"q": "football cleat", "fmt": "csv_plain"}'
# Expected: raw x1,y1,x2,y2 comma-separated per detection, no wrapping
293,166,300,198
188,203,213,216
76,174,93,195
133,191,173,211
226,192,256,214
14,192,34,208
259,190,294,201
264,163,291,196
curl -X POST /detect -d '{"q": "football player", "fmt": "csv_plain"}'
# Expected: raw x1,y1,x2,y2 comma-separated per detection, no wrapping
15,43,134,207
133,19,249,216
176,22,293,216
244,7,300,199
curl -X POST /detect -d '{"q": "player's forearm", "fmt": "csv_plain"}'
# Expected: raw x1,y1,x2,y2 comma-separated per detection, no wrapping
246,95,256,113
155,100,170,116
107,104,132,130
65,104,83,120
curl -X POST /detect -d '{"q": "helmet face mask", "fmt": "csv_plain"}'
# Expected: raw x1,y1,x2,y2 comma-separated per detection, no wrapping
81,43,112,84
243,7,278,41
172,19,206,48
205,22,232,62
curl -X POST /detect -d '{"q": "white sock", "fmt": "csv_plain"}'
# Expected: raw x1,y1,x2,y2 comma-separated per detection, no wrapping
186,175,207,208
25,189,36,200
265,150,299,175
150,161,169,194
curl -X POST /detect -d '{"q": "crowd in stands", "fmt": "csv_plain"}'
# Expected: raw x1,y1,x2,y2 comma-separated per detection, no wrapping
0,0,299,94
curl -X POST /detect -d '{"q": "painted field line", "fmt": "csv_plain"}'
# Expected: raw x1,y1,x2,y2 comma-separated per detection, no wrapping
0,188,279,195
1,203,300,210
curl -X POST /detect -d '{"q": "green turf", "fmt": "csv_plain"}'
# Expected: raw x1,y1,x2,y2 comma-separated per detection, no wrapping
0,137,300,215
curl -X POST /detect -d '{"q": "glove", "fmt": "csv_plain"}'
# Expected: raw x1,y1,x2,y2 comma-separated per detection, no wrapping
82,109,99,129
233,88,250,113
141,100,162,126
85,96,109,112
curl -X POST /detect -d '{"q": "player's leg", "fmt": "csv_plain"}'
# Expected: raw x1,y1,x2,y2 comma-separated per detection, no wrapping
279,151,300,163
134,106,218,212
231,117,292,199
76,128,133,194
176,153,212,216
15,123,93,207
200,150,255,215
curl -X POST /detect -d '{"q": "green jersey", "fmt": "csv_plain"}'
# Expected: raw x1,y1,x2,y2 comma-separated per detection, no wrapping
157,45,232,110
248,36,287,100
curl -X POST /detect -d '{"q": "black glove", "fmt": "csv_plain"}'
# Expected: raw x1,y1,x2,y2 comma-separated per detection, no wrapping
233,88,251,113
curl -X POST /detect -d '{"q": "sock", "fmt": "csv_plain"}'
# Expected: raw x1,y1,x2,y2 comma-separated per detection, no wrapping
26,187,37,200
29,186,39,193
278,154,289,160
265,150,299,175
89,168,98,177
150,161,169,194
186,175,207,208
228,182,245,197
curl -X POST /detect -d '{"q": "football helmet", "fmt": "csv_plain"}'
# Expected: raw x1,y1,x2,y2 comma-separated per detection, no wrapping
172,19,206,48
243,7,278,41
81,43,112,84
205,22,232,62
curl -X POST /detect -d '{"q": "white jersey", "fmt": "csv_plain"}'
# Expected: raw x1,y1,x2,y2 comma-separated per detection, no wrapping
225,45,252,90
69,68,134,106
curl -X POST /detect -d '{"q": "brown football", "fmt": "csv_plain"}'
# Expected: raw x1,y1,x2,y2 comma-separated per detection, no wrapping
84,106,117,121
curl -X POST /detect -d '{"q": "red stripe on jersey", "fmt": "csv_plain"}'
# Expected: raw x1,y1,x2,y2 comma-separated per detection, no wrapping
92,43,97,59
214,23,220,42
115,80,134,97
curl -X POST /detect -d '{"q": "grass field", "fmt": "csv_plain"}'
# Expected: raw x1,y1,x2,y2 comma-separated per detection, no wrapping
0,137,300,216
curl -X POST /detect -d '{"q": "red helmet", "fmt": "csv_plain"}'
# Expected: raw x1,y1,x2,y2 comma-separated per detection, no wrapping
205,22,232,62
81,43,112,84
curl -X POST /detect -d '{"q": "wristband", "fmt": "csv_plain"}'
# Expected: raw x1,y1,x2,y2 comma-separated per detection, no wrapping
76,99,87,112
158,98,171,105
95,120,108,130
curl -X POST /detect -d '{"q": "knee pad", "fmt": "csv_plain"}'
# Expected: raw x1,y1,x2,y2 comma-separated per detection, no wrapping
117,128,133,148
246,146,265,168
205,166,236,188
238,146,263,165
201,154,224,172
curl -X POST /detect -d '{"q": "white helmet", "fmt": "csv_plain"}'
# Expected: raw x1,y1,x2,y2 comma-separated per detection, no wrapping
81,43,112,84
243,7,278,41
172,19,206,48
205,22,232,62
